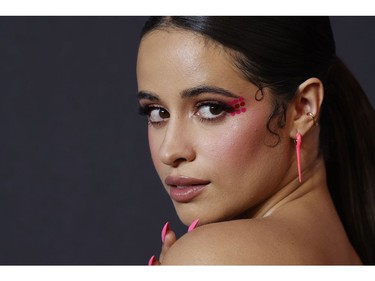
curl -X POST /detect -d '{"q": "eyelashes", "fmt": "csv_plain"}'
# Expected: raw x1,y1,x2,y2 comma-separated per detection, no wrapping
195,101,234,122
138,104,170,125
138,100,239,126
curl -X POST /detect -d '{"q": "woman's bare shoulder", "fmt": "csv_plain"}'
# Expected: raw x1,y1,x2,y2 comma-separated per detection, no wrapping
162,218,333,265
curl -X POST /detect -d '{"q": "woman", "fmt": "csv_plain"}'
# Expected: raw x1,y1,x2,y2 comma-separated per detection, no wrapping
136,17,375,265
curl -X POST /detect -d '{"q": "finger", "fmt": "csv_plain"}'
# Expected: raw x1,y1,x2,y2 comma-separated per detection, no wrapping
160,222,177,255
163,228,177,250
159,229,177,263
161,222,170,243
148,255,160,266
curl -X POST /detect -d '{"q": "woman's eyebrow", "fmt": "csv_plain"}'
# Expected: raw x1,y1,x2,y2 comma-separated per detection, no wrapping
137,85,239,101
137,91,160,101
181,85,239,99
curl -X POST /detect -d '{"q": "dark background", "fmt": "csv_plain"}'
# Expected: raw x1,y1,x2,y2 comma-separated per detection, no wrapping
0,17,374,265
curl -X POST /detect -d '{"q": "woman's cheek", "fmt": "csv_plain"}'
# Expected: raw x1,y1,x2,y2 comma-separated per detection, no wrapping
198,120,265,172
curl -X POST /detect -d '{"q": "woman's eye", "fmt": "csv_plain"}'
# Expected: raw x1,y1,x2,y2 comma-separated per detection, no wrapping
149,107,170,123
197,103,227,119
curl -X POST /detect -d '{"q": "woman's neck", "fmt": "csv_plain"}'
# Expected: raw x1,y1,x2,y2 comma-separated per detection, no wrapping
249,156,328,219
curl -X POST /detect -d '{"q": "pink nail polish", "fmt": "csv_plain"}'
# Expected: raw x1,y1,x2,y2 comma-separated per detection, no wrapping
148,255,156,266
188,219,199,232
161,221,170,243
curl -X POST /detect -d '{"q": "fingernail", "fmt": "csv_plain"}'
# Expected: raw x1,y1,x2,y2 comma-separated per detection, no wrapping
148,255,156,266
161,221,170,243
188,218,199,232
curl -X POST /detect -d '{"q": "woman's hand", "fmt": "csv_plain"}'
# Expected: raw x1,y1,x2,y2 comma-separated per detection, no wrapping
148,222,176,266
148,219,199,265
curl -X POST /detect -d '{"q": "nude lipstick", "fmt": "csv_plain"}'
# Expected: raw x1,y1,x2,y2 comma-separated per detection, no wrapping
164,176,210,203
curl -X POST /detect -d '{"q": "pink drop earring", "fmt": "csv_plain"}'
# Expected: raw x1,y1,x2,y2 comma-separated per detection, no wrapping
295,132,302,183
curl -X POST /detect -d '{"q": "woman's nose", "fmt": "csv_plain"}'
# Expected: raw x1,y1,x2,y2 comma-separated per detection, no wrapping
158,121,196,167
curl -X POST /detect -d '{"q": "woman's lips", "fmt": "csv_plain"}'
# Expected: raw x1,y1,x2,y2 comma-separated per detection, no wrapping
165,176,210,203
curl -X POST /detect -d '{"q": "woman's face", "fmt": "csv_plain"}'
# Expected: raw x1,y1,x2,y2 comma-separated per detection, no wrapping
136,29,292,225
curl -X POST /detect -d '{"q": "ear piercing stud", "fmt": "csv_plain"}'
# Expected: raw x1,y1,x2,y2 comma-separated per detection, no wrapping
307,112,318,126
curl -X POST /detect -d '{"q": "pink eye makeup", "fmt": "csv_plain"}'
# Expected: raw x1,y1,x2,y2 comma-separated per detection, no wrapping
137,95,248,127
227,97,247,116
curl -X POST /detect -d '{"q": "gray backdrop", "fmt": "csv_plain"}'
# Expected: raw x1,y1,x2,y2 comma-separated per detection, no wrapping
0,16,374,264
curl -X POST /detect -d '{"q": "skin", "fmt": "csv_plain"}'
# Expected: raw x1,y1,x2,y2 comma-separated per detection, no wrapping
137,28,361,265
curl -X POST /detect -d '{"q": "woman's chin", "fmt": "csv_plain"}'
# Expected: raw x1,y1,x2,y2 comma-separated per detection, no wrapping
174,209,199,226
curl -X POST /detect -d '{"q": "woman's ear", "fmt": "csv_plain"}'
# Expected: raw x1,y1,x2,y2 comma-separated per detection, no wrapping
288,77,324,138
